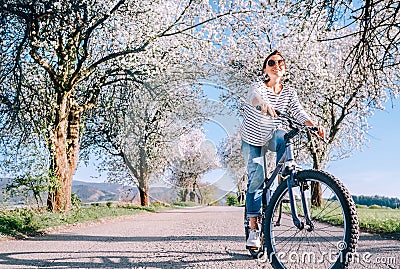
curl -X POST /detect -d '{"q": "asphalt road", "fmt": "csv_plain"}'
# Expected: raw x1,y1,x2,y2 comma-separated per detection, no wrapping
0,206,398,269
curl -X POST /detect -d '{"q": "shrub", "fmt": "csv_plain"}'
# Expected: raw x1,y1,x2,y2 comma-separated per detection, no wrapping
0,208,41,237
368,204,381,209
172,201,198,207
226,194,238,206
71,193,82,207
151,201,170,207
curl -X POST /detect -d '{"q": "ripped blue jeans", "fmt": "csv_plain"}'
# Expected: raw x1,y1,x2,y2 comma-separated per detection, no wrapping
242,129,286,217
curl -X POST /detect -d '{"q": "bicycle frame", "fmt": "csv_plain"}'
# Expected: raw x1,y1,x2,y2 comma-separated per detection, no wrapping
261,125,314,231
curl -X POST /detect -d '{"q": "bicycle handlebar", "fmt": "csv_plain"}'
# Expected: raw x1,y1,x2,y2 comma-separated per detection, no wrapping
255,105,294,124
255,105,323,141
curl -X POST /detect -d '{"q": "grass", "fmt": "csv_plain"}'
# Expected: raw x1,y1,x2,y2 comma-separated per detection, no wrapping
281,199,400,238
356,205,400,237
312,201,400,238
0,201,196,239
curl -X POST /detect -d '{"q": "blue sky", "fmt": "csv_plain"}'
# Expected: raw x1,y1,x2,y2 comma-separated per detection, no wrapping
327,99,400,198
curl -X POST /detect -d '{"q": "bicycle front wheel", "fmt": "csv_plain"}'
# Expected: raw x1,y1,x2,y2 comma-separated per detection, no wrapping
264,169,359,269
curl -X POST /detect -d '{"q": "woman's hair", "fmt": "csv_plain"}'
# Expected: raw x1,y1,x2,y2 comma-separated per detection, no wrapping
262,50,285,70
262,50,285,82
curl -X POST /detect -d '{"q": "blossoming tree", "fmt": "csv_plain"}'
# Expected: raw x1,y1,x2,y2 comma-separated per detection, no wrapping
0,0,262,211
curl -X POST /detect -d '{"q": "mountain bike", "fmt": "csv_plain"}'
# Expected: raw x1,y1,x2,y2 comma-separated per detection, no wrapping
244,110,359,269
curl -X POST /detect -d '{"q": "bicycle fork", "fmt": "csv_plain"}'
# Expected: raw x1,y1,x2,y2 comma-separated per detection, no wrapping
286,170,314,231
276,139,314,231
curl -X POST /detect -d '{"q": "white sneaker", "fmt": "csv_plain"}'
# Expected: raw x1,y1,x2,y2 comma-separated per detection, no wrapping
246,229,261,248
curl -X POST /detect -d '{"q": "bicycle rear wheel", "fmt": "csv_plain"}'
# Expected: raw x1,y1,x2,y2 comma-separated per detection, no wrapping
264,169,359,269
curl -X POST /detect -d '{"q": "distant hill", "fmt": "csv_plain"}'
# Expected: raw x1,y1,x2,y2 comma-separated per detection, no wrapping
72,180,138,203
0,177,27,205
71,181,178,204
72,181,122,193
72,181,232,205
148,186,178,203
1,177,235,206
72,183,119,202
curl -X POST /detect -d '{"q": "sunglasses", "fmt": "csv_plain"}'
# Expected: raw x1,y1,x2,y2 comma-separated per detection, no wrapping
267,59,285,67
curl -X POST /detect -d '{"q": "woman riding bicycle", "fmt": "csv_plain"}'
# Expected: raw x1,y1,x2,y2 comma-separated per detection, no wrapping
240,50,325,249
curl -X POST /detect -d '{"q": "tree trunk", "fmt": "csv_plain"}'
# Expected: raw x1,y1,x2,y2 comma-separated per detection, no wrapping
138,147,149,206
189,182,196,202
194,181,203,204
237,174,247,205
308,133,324,207
47,93,81,212
138,181,149,206
180,189,188,202
311,182,322,207
311,154,322,207
123,147,150,206
311,143,329,207
189,191,196,202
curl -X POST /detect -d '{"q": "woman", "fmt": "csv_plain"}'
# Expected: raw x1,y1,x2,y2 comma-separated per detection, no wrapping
240,50,325,248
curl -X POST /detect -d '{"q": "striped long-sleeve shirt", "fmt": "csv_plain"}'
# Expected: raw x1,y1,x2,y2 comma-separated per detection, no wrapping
240,81,311,146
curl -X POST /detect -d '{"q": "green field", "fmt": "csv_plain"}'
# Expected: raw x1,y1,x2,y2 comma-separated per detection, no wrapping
356,205,400,237
283,199,400,238
316,203,400,237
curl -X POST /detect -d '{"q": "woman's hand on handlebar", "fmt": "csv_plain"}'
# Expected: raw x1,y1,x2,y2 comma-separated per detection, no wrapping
257,103,278,117
304,120,326,140
316,126,326,139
